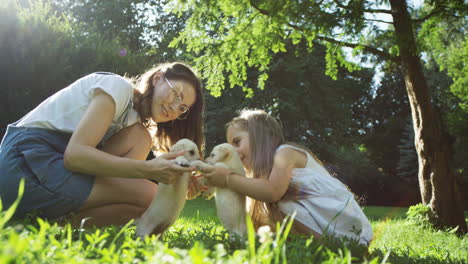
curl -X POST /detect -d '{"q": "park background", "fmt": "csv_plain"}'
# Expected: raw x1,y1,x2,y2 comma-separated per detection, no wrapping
1,0,466,209
1,1,467,263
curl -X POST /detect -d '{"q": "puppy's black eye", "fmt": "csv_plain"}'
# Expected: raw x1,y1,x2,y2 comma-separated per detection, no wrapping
189,150,195,156
210,153,214,157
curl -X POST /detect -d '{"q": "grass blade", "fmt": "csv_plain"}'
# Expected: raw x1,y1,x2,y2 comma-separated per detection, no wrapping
246,215,256,263
0,178,25,229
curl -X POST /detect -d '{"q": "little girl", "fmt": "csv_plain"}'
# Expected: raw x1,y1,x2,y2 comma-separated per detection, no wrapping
201,109,373,246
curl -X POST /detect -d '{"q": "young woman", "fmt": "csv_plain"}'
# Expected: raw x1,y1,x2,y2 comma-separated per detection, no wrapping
0,62,205,227
200,109,373,246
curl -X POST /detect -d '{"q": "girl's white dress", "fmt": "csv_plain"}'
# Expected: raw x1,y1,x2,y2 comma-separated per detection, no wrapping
277,144,373,245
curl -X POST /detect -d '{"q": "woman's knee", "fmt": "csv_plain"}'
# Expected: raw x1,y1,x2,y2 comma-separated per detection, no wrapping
134,180,158,209
102,123,152,159
80,178,157,211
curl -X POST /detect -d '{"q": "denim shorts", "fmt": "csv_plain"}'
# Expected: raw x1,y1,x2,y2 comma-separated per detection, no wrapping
0,124,95,219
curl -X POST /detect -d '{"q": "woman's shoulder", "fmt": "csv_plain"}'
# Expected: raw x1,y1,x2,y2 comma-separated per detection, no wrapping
82,72,132,96
86,72,132,87
76,72,133,118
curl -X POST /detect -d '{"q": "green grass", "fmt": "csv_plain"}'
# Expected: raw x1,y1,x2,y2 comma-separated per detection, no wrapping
361,206,407,221
1,197,467,263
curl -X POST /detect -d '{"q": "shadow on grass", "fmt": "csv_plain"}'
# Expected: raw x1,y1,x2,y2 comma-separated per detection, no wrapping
363,206,408,221
371,248,466,264
161,222,372,263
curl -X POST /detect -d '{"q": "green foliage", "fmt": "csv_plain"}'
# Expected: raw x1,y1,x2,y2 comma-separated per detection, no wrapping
170,1,267,93
325,43,360,80
418,3,468,111
51,0,148,51
370,217,467,264
168,0,397,95
0,179,24,230
0,0,73,133
405,204,437,229
170,0,282,96
444,36,468,110
1,198,467,263
396,118,418,181
0,0,177,134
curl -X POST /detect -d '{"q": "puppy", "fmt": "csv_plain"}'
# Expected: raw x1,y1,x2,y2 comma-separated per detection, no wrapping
135,139,200,237
191,143,246,237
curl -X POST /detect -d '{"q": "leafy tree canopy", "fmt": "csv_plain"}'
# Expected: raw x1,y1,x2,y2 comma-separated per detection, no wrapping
169,0,466,100
418,6,467,111
169,0,400,96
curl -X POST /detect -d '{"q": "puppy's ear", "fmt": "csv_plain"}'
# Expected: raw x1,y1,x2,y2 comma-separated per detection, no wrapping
218,146,231,162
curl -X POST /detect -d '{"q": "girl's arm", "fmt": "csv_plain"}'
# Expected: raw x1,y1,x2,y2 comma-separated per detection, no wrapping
64,90,192,183
203,148,306,202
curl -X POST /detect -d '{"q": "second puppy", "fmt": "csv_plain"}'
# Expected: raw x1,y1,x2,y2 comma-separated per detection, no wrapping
135,139,200,237
191,143,246,237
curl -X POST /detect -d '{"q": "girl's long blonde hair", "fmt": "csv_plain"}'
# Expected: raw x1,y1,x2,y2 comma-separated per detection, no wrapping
227,109,323,231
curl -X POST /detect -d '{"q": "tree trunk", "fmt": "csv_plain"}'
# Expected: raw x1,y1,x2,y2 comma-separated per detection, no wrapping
390,0,466,233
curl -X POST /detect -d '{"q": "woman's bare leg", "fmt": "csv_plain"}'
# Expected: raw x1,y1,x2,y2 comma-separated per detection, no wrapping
70,123,158,227
292,219,322,239
278,211,321,239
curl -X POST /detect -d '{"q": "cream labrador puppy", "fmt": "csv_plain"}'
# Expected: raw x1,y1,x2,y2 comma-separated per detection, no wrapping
191,143,246,237
135,139,200,237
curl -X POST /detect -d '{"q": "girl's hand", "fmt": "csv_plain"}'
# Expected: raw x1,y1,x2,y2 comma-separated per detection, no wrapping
186,173,208,200
147,151,195,184
201,166,231,188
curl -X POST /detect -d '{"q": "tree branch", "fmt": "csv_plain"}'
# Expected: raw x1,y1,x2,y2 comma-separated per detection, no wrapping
313,35,399,63
249,0,269,16
411,1,468,24
363,9,392,14
412,8,445,23
249,0,399,63
364,18,393,24
332,0,392,14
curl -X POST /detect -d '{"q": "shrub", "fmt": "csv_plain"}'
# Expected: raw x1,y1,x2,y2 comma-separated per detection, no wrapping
405,203,436,229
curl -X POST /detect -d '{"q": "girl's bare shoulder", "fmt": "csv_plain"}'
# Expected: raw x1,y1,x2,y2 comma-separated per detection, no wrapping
274,146,307,169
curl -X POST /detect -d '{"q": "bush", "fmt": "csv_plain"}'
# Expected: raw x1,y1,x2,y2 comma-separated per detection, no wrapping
405,203,436,229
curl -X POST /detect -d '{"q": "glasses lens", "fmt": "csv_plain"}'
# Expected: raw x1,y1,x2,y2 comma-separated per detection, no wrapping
176,105,189,120
179,104,189,114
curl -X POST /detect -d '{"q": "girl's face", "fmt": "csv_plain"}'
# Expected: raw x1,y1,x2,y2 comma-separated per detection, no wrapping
151,75,196,123
227,125,251,169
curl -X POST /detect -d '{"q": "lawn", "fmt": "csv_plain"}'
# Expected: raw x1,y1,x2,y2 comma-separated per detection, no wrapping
1,197,467,263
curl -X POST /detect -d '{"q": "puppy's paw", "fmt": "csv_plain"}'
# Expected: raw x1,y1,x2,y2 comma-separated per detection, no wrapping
175,156,190,167
190,160,210,172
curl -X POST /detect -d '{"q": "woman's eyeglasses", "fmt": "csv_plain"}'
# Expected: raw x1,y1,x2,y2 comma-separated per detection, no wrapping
164,77,190,120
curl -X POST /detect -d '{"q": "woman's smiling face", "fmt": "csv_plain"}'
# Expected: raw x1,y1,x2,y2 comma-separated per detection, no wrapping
151,75,196,123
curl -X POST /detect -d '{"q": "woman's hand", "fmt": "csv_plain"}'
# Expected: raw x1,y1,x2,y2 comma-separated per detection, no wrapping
146,151,195,184
200,166,231,188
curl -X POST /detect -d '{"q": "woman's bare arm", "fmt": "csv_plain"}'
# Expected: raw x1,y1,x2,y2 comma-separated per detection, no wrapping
64,90,192,183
